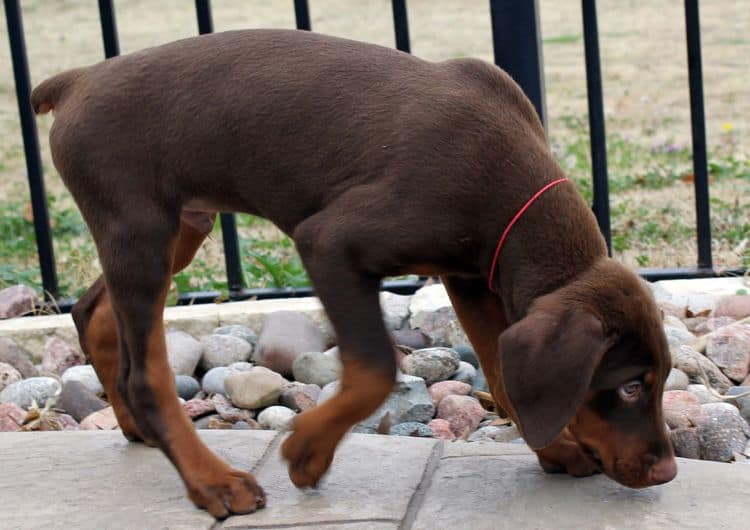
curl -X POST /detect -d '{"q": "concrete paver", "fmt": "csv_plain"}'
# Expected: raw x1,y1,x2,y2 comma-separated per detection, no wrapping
0,430,748,529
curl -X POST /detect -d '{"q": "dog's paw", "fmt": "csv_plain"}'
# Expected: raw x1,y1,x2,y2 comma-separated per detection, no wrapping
186,468,266,519
281,412,345,488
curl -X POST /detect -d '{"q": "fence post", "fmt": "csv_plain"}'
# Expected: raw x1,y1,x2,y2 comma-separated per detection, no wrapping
4,0,59,300
391,0,410,53
97,0,120,58
294,0,312,30
489,0,547,128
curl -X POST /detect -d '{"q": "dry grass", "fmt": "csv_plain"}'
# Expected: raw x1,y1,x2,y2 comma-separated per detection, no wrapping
0,0,747,296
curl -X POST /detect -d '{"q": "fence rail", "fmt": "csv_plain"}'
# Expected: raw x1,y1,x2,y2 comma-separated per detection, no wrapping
3,0,744,313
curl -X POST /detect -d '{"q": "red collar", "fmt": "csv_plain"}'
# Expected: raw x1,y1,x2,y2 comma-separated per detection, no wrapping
488,178,569,292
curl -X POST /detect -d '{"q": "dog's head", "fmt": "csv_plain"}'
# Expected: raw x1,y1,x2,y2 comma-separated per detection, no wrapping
498,258,676,488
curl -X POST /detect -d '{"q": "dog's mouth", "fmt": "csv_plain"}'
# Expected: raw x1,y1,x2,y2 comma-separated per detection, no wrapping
580,443,604,472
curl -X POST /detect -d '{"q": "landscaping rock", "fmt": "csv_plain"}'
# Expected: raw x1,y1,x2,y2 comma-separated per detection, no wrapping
453,346,479,369
437,395,488,437
472,367,489,394
672,345,733,392
208,417,234,429
280,382,321,412
428,418,456,440
225,367,287,409
390,421,436,438
410,307,468,348
213,324,257,349
292,347,341,387
183,398,216,419
211,394,255,423
726,386,750,422
665,368,689,391
0,284,39,318
380,292,412,330
0,362,23,392
450,361,476,385
662,390,704,429
428,380,472,407
45,412,80,431
391,329,431,350
254,311,326,376
175,375,200,400
228,361,254,372
401,347,461,385
468,425,521,443
165,330,203,376
0,337,37,378
704,323,750,383
41,337,85,375
713,294,750,320
194,414,221,430
0,377,60,409
57,381,107,422
696,402,750,461
692,317,736,335
79,406,118,430
61,365,103,395
670,427,701,459
0,402,25,431
257,405,296,430
201,366,238,396
200,334,252,371
233,420,258,430
687,384,722,404
664,323,695,350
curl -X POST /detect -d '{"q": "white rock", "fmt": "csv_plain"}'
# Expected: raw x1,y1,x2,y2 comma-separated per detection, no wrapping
257,405,296,430
61,365,103,395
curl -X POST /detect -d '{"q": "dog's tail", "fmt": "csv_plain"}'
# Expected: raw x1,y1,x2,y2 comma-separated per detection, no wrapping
31,67,86,114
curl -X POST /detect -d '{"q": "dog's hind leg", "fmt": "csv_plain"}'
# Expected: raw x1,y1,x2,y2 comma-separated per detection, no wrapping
71,212,215,445
281,208,398,488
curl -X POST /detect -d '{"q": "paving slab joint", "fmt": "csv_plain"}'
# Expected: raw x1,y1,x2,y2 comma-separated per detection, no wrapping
398,440,444,530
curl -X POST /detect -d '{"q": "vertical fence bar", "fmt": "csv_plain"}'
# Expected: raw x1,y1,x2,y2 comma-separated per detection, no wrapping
391,0,411,53
581,0,611,253
294,0,312,30
194,0,246,293
97,0,120,58
4,0,59,300
684,0,712,270
489,0,546,128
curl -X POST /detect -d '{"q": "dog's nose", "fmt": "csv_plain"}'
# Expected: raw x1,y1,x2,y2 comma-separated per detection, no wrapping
649,457,677,484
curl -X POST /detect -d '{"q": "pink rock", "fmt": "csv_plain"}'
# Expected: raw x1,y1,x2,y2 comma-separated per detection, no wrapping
437,395,488,437
279,382,321,412
662,390,704,429
0,362,23,391
714,295,750,320
428,380,472,407
428,418,455,441
212,394,255,423
254,312,326,376
692,317,736,336
80,407,119,430
183,398,216,419
0,285,40,319
42,337,85,375
0,402,25,431
38,413,80,431
705,324,750,383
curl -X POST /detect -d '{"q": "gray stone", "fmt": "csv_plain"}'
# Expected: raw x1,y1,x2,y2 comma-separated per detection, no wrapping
41,337,85,375
0,337,37,378
726,386,750,422
279,382,321,412
319,373,435,431
165,330,203,376
472,366,489,394
401,347,461,385
201,366,238,396
390,421,435,438
0,284,39,318
664,368,689,391
454,345,479,369
704,323,750,383
58,381,108,422
291,347,341,387
194,413,221,430
174,375,200,400
380,291,412,330
390,328,431,350
672,345,733,392
254,311,326,376
468,425,521,443
61,365,104,395
228,361,254,372
410,306,468,348
686,384,722,404
257,405,296,430
670,427,701,459
697,402,750,461
0,377,60,408
664,324,695,350
200,334,252,371
450,361,476,385
213,324,257,349
0,362,23,392
225,367,288,409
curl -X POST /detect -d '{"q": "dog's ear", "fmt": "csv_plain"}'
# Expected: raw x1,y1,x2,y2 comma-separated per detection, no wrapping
499,303,613,450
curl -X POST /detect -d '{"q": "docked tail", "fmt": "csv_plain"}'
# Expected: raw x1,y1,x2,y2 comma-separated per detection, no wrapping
31,67,86,114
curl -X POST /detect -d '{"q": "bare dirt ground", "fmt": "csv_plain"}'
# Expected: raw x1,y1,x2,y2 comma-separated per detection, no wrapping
0,0,747,284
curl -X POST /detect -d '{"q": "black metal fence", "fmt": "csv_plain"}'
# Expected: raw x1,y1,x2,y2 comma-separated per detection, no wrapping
3,0,743,312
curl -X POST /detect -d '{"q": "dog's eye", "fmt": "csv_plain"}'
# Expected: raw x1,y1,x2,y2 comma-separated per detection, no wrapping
618,380,642,401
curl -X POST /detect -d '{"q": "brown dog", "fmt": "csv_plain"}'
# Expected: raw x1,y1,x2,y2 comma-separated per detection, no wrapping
32,29,676,518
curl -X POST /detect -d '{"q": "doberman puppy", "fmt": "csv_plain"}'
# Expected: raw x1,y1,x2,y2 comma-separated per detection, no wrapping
32,29,676,518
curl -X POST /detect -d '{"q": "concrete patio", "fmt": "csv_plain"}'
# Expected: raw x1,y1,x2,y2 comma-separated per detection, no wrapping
0,430,747,529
